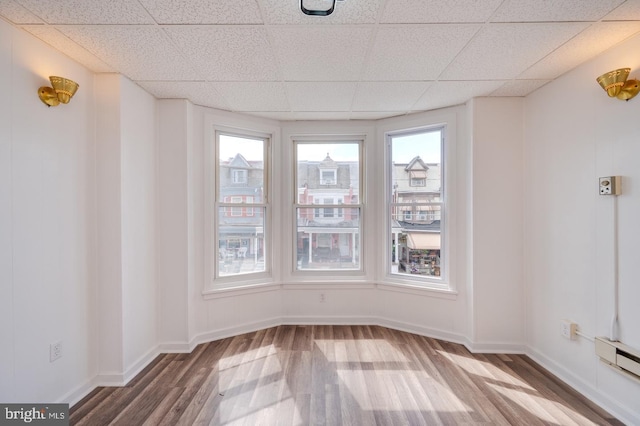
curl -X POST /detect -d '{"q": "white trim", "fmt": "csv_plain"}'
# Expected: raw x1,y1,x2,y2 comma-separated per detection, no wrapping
203,281,281,299
465,341,526,354
187,317,283,351
203,113,281,293
282,316,378,325
525,345,639,426
377,317,468,347
378,110,458,293
59,379,99,407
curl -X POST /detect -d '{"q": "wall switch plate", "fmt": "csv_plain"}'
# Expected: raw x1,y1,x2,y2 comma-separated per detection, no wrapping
561,320,577,340
599,176,621,195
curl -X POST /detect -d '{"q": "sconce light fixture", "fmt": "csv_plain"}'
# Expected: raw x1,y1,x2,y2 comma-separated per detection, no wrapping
300,0,345,16
38,76,79,107
596,68,639,101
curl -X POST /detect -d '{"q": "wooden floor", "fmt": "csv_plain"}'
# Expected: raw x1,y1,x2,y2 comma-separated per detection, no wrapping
70,325,622,425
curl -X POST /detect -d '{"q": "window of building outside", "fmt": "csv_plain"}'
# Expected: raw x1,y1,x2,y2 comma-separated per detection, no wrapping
295,142,361,271
215,133,268,278
232,169,248,184
389,127,443,280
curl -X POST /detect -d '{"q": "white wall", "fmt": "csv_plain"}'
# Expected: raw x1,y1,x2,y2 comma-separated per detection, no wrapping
469,97,525,349
120,77,158,371
524,33,640,424
95,74,158,381
95,74,124,377
0,19,96,402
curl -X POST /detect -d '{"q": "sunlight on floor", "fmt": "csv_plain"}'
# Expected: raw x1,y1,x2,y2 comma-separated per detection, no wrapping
316,339,409,363
219,343,278,371
336,369,473,413
489,383,598,426
213,351,304,425
437,350,535,390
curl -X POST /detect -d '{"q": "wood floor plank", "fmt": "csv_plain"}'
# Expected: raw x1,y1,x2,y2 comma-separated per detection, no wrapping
71,326,623,426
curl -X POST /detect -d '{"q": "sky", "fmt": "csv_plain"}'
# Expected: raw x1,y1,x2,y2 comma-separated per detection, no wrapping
391,130,441,164
219,134,264,162
219,129,442,164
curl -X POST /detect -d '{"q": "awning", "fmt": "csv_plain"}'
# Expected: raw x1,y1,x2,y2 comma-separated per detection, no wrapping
407,232,440,250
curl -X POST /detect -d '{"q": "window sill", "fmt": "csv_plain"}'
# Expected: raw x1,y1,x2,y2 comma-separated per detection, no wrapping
203,281,281,300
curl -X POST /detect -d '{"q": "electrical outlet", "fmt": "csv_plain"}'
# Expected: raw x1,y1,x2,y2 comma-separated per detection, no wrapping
50,341,62,362
561,320,577,340
319,293,326,303
599,176,621,195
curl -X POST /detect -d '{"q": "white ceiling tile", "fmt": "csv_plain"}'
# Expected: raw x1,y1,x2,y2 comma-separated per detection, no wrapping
292,112,353,120
491,0,624,22
350,111,406,120
249,112,298,121
0,0,42,24
413,80,505,111
363,24,480,81
287,82,356,111
58,26,200,80
138,0,263,24
604,0,640,21
270,26,373,81
352,82,431,111
14,0,154,24
259,0,383,24
380,0,503,23
213,82,290,112
22,26,114,72
520,22,640,80
137,81,230,111
441,23,588,80
490,80,550,96
164,26,279,81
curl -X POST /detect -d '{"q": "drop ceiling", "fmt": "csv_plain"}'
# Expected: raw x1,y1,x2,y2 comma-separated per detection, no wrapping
2,0,640,120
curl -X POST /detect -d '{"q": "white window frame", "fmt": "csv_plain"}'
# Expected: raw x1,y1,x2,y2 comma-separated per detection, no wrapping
204,123,274,293
293,138,364,275
381,116,455,293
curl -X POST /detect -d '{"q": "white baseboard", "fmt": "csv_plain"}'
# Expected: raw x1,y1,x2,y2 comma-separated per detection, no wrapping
376,317,469,347
188,317,282,351
58,379,99,407
464,340,526,354
525,345,639,426
281,315,378,325
122,346,161,385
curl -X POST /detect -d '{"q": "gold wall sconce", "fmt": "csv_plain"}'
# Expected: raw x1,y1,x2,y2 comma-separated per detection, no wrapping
596,68,639,101
38,76,79,107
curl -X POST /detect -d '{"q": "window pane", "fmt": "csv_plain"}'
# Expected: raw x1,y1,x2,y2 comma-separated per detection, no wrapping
296,208,360,270
219,134,264,202
297,143,359,205
391,131,441,198
217,207,265,276
390,129,443,279
391,206,441,277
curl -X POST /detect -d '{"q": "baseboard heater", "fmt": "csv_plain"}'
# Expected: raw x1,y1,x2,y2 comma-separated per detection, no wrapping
595,337,640,381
